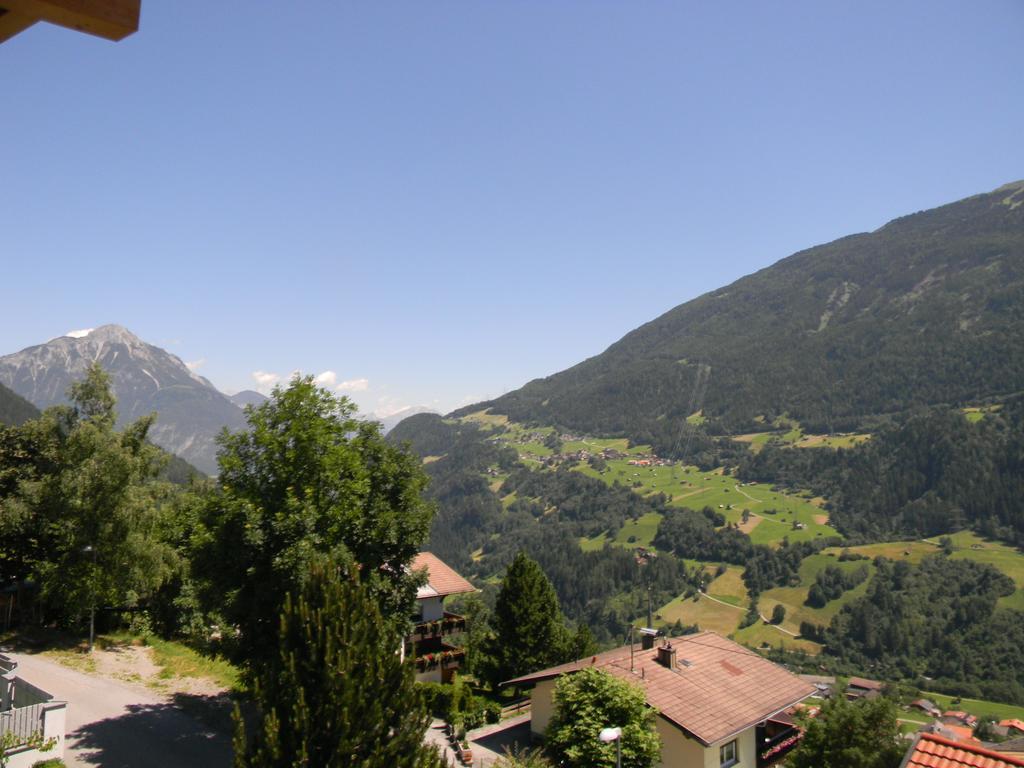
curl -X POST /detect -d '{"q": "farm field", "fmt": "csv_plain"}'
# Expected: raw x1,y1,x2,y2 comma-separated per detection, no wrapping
656,591,744,637
576,459,837,548
734,429,870,452
923,691,1024,723
756,553,876,637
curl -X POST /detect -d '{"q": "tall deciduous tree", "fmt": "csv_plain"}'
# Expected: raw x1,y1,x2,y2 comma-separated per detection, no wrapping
545,668,660,768
233,555,444,768
788,691,904,768
0,364,174,628
192,376,434,668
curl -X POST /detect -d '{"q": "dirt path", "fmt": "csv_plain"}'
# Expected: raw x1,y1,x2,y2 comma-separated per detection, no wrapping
5,650,232,767
697,594,799,638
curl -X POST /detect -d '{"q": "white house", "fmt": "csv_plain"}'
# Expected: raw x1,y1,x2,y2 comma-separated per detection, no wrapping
408,552,477,684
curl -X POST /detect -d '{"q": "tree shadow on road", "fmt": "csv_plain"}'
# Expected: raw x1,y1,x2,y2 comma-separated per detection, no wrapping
69,693,234,768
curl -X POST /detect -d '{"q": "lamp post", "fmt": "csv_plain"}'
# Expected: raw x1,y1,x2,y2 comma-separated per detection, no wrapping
599,726,622,768
83,545,96,652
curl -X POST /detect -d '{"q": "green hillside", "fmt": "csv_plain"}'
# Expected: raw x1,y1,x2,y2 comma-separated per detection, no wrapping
0,382,39,426
458,181,1024,445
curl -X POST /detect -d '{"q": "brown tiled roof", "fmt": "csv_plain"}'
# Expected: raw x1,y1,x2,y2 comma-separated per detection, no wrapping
412,552,476,598
848,676,884,691
901,733,1024,768
504,632,815,746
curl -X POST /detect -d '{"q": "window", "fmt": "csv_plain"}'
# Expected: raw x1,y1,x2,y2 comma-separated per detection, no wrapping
720,739,738,767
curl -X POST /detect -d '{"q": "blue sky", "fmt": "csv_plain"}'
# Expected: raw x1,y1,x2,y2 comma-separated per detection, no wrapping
3,1,1022,416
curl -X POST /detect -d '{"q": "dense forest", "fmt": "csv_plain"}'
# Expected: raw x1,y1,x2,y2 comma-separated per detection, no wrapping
0,381,39,426
820,555,1024,704
455,183,1024,445
740,400,1024,545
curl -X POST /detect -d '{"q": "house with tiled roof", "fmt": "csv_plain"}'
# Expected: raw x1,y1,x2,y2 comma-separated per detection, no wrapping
504,632,816,768
1000,719,1024,735
942,711,980,728
846,676,884,700
901,732,1024,768
407,552,477,683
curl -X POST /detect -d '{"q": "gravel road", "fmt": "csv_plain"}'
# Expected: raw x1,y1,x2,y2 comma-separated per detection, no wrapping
5,650,232,768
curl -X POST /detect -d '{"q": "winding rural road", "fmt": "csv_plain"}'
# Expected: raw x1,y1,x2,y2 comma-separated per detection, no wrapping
4,650,231,768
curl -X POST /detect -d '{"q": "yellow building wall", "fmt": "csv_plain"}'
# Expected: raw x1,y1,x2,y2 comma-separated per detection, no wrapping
530,680,557,737
636,714,759,768
530,680,758,768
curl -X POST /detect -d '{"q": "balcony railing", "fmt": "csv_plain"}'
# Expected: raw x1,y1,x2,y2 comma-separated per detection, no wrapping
412,612,466,640
757,726,803,767
414,645,466,673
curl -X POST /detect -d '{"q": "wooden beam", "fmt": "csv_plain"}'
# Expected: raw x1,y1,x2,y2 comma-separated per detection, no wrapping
0,8,38,43
0,0,139,41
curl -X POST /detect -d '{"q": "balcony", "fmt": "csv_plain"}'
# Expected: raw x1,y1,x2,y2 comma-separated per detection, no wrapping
412,611,466,640
414,644,466,673
757,724,803,767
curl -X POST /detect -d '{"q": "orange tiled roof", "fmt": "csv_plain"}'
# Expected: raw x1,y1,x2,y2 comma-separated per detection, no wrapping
1000,720,1024,732
848,676,884,690
934,724,981,746
412,552,476,598
902,733,1024,768
505,632,815,746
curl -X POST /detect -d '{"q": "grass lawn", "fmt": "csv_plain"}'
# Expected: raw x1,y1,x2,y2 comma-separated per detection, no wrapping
656,592,742,636
757,553,876,636
612,511,663,547
705,566,748,606
578,460,837,548
733,620,821,654
461,409,509,427
142,635,240,691
923,691,1024,723
793,433,871,449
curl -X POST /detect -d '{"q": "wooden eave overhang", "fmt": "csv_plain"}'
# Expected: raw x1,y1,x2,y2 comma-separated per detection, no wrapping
0,0,140,44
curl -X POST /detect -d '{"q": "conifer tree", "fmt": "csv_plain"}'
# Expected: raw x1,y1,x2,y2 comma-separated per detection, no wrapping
233,556,443,768
482,552,589,688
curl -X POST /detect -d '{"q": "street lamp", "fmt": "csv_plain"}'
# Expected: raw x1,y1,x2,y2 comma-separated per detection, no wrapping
83,545,96,652
599,726,622,768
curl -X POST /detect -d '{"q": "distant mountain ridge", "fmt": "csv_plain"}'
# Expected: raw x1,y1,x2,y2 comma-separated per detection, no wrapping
457,181,1024,449
374,406,437,434
0,325,246,474
229,390,269,408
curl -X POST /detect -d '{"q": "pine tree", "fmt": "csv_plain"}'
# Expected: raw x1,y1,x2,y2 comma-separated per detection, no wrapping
233,556,444,768
483,552,574,688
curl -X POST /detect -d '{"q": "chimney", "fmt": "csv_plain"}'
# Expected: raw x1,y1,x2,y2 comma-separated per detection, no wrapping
656,642,677,669
640,627,658,651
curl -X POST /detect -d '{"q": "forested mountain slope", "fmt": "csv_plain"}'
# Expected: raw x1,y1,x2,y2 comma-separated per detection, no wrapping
0,382,38,426
459,181,1024,447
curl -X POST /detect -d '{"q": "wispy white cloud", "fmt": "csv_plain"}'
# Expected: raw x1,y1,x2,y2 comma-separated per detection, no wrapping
186,358,206,372
336,377,369,393
315,370,337,388
251,370,282,394
65,328,94,339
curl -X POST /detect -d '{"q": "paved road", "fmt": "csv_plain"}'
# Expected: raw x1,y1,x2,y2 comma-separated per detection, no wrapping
5,651,232,768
